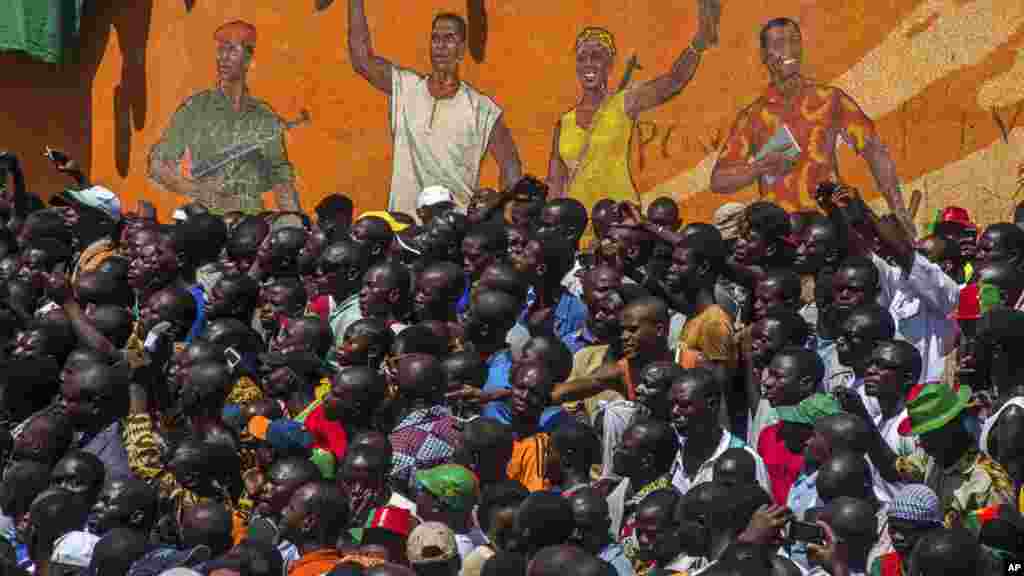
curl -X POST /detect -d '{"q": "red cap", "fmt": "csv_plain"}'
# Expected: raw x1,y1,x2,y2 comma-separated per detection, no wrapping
214,20,257,47
941,206,973,229
368,506,414,537
955,283,981,321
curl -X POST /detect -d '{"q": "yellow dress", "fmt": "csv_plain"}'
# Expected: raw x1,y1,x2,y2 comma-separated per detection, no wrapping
559,90,638,211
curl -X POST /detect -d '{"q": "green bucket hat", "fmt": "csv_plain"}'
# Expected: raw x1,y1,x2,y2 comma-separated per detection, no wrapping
415,464,479,512
777,393,842,426
899,382,971,436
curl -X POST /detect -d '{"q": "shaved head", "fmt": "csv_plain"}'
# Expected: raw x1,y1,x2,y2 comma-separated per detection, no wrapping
623,296,670,326
816,453,871,502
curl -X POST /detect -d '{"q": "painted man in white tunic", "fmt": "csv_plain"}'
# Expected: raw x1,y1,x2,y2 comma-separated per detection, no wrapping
347,0,523,216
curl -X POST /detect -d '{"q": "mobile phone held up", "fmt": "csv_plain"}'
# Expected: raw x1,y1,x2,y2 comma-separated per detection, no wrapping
788,520,825,545
44,147,70,165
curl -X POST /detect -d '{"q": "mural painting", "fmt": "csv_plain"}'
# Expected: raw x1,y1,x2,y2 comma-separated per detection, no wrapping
0,1,1021,231
146,21,303,214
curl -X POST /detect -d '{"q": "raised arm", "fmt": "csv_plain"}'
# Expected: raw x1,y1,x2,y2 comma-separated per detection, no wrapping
348,0,394,94
487,116,523,192
546,123,568,199
624,0,719,118
863,137,915,238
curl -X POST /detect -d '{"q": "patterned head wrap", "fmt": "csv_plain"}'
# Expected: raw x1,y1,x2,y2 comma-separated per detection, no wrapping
576,27,617,58
888,484,943,527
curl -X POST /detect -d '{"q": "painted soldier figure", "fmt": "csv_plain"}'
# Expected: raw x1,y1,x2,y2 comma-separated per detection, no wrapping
148,21,301,213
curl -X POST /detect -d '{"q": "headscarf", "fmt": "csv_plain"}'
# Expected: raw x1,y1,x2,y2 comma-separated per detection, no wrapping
575,27,616,58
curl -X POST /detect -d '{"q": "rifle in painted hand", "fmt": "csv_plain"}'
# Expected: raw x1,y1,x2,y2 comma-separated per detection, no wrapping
190,110,310,180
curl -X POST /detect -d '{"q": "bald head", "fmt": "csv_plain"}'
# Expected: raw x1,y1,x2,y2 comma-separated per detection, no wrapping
569,487,609,525
473,289,521,323
186,361,232,403
477,262,529,303
825,497,877,549
817,414,870,456
623,296,670,326
817,453,871,503
180,501,234,556
287,316,332,358
342,443,391,478
396,353,444,401
910,528,979,575
713,448,757,488
680,481,726,527
350,430,392,458
844,304,897,340
528,546,600,576
90,305,135,349
73,360,123,398
979,223,1024,266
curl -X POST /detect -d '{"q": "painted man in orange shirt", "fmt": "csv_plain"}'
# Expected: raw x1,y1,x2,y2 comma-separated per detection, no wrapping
711,18,910,232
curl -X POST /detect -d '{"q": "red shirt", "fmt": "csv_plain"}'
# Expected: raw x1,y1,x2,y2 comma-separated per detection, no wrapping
307,294,331,321
757,422,805,505
304,403,349,462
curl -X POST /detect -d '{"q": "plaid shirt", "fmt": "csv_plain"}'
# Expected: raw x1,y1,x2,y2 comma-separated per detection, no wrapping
388,405,461,495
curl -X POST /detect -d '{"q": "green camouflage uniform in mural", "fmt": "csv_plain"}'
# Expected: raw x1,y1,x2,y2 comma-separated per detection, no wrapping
149,89,295,212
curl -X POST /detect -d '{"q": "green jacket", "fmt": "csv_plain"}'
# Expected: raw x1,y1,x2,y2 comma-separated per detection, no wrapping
150,88,295,211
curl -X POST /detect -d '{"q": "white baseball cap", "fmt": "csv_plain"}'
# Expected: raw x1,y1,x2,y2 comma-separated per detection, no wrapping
417,185,455,210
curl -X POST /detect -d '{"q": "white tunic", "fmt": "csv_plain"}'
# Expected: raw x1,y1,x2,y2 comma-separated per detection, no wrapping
388,67,502,215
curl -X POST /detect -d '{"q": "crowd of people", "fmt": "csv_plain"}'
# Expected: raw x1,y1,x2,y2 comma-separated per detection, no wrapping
2,4,1024,576
3,140,1024,576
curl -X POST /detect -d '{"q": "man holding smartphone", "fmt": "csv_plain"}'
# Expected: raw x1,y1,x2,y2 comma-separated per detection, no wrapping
148,21,300,213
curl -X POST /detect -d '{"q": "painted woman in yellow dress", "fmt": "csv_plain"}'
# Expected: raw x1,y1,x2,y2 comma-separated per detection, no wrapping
546,0,721,211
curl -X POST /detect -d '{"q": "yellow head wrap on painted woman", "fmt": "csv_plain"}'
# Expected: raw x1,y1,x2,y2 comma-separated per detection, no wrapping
575,27,616,59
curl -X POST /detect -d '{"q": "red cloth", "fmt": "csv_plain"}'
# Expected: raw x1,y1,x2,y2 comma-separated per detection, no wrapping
757,423,806,505
304,403,349,462
307,295,331,321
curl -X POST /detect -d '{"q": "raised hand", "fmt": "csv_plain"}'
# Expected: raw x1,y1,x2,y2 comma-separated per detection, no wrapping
756,147,796,179
739,504,791,546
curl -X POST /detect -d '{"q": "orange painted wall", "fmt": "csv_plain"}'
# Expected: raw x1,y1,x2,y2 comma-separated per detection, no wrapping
3,1,1023,228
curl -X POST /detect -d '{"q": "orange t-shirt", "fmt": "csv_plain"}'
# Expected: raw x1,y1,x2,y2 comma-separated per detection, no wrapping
507,433,551,492
288,549,345,576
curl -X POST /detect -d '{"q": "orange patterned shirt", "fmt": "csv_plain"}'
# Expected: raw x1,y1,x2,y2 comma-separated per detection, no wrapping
717,79,878,212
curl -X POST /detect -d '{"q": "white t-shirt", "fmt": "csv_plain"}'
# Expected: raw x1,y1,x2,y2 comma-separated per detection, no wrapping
388,67,503,215
455,528,489,560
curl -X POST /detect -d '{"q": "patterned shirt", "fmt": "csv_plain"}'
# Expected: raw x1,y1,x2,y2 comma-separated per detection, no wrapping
898,448,1014,529
388,406,461,495
717,79,878,212
124,414,250,540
